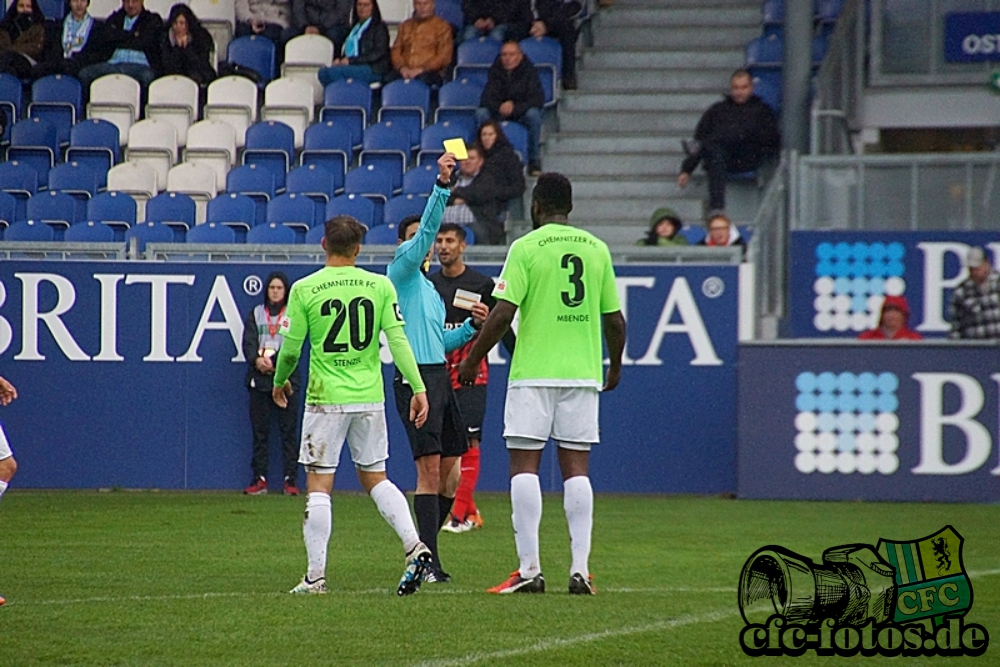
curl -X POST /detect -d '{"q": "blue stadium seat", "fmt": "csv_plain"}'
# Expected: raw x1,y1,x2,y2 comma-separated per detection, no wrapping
363,222,398,244
326,193,376,229
305,222,327,245
64,220,115,242
4,219,54,242
679,225,706,244
38,0,65,19
0,160,40,220
226,35,277,85
402,164,437,196
87,191,136,231
762,0,783,26
187,221,237,243
225,165,274,227
457,36,501,68
0,191,17,227
752,71,782,114
146,192,197,232
436,78,484,126
378,78,431,150
435,0,462,31
745,33,783,70
812,32,830,65
8,117,59,187
464,225,476,246
29,75,82,146
301,121,350,193
418,120,473,166
267,192,317,234
320,78,372,151
125,220,176,251
816,0,844,24
207,192,257,232
519,37,561,108
286,164,337,205
359,122,409,192
27,190,82,230
247,221,297,244
0,73,22,143
49,161,100,199
383,193,427,226
499,120,528,166
67,119,121,188
243,121,295,190
344,164,394,223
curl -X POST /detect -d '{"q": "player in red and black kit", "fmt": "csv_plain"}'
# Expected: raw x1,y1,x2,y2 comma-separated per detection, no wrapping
429,223,516,532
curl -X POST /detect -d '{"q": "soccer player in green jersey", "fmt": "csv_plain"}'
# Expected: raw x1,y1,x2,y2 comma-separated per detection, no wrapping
457,172,626,595
272,215,434,597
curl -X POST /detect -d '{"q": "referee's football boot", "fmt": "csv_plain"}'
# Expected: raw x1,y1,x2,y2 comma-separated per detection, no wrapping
423,567,451,583
397,543,433,596
568,573,596,595
289,576,327,594
487,570,545,594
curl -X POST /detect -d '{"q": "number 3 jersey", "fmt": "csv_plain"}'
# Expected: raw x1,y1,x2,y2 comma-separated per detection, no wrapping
280,266,404,405
493,224,621,388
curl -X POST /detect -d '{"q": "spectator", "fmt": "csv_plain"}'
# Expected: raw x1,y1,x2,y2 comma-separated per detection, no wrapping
477,119,525,218
288,0,351,56
637,207,689,247
34,0,102,78
677,69,780,212
160,4,216,86
442,143,505,244
459,0,528,43
241,271,302,496
858,295,922,341
389,0,452,87
79,0,163,89
697,212,745,252
317,0,390,86
948,246,1000,340
525,0,580,89
476,40,544,176
234,0,290,47
0,0,46,79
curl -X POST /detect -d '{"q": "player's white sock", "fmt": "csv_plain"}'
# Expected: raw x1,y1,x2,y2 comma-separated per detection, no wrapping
511,473,542,578
369,479,420,553
563,475,593,578
303,492,331,582
0,480,7,500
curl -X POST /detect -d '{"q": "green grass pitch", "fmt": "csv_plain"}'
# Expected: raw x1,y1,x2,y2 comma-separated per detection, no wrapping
0,491,997,665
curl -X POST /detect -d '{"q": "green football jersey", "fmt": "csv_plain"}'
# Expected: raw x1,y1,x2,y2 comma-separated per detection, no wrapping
279,266,404,405
493,224,621,386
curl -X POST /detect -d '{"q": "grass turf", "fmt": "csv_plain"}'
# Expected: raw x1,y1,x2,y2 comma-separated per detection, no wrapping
0,491,997,665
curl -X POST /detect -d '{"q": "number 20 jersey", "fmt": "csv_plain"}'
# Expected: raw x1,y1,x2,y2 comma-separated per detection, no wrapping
493,224,620,388
281,266,404,405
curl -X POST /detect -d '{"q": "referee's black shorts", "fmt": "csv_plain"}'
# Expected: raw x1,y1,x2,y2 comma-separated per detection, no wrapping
393,364,469,460
455,385,488,440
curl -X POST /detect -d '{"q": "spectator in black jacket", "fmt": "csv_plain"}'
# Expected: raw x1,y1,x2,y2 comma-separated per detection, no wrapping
160,4,216,86
677,69,780,212
443,143,506,244
460,0,529,43
287,0,351,55
34,0,101,78
523,0,579,89
477,119,525,215
78,0,164,88
317,0,390,85
0,0,46,79
475,40,544,176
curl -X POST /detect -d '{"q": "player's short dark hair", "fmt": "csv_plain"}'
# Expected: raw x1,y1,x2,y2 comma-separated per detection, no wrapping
398,214,422,241
532,172,573,217
324,215,367,256
438,222,466,241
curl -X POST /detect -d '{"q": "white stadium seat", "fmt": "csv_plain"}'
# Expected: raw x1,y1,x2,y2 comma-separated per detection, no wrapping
125,119,178,191
87,74,140,147
107,161,159,220
260,77,314,150
281,34,334,105
184,120,238,192
167,162,219,222
145,75,200,147
203,76,258,149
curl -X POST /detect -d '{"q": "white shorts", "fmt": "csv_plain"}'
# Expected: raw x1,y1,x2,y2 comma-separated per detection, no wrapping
0,424,11,460
503,385,600,446
299,404,388,473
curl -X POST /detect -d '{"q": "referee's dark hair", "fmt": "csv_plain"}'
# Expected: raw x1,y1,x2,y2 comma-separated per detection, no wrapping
532,172,573,217
398,214,422,241
324,215,367,256
438,222,467,241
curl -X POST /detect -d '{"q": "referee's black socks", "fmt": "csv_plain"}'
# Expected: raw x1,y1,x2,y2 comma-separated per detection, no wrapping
414,494,441,567
437,494,454,528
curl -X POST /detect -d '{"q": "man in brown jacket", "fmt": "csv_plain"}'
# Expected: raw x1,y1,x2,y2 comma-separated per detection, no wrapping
390,0,453,87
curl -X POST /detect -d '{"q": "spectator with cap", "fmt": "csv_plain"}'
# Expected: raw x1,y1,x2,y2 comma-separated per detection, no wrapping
858,295,922,341
948,246,1000,340
637,207,689,247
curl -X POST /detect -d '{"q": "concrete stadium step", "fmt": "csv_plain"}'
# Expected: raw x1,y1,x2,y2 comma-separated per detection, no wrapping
544,152,683,176
572,196,706,224
546,134,684,154
594,7,760,27
581,68,736,92
559,91,724,112
576,223,652,246
558,110,704,134
571,176,698,203
580,48,744,70
593,25,761,50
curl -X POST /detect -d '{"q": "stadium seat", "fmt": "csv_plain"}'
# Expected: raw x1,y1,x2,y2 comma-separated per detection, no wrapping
88,191,137,231
363,222,397,244
125,219,176,251
326,193,376,228
383,193,426,226
300,121,350,193
418,120,473,166
359,122,409,192
816,0,844,24
203,76,259,148
456,36,501,71
166,162,218,222
87,74,141,146
0,191,17,227
402,164,437,196
267,192,317,234
247,221,297,244
4,219,55,242
67,119,121,187
87,0,120,17
145,75,200,147
282,34,334,104
679,225,706,244
49,161,99,222
751,71,782,114
8,117,59,187
286,164,337,210
378,78,431,150
463,224,476,246
107,161,159,222
226,164,274,226
186,221,237,243
146,191,197,232
243,121,296,190
762,0,783,26
126,119,179,191
0,72,22,143
29,74,82,146
518,36,560,108
320,78,372,151
499,120,529,165
436,77,484,126
0,160,40,219
344,164,394,224
27,190,82,230
435,0,462,31
304,222,327,245
207,192,257,232
184,119,238,192
64,220,115,242
226,35,277,84
260,78,314,148
189,0,235,62
745,33,783,70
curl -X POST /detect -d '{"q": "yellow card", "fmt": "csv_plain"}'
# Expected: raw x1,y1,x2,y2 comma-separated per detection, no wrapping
442,138,468,160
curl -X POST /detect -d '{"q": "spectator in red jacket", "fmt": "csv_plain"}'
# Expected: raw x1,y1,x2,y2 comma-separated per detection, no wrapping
858,295,923,341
